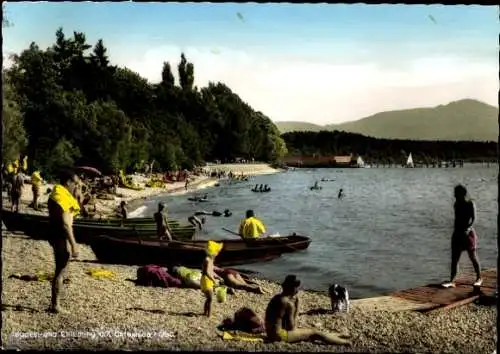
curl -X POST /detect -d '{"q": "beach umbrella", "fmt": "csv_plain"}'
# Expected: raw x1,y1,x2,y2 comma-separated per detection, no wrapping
75,166,102,176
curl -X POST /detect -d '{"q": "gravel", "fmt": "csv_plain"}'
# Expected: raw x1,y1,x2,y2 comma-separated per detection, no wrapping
1,233,496,352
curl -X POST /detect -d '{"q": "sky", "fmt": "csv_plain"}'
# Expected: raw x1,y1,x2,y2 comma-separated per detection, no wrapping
3,3,498,125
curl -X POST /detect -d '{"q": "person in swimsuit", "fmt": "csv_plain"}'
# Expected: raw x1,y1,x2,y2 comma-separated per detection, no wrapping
188,215,206,230
119,201,128,219
31,170,43,210
47,169,80,314
442,184,482,288
265,275,350,345
214,267,263,294
10,171,24,213
200,241,223,317
338,188,344,200
154,202,172,241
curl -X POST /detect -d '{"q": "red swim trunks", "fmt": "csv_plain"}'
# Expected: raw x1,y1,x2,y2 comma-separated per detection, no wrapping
452,230,477,252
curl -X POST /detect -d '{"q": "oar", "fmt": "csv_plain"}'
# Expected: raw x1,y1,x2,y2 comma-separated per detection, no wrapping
222,227,241,237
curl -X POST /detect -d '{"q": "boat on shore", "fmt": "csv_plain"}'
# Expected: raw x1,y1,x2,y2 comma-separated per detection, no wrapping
1,209,195,243
89,234,312,267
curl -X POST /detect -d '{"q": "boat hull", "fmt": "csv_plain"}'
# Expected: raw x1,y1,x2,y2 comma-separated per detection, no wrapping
89,235,311,267
1,209,195,243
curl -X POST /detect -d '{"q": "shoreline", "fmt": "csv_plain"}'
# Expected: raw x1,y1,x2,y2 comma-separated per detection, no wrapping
1,233,496,352
4,163,281,219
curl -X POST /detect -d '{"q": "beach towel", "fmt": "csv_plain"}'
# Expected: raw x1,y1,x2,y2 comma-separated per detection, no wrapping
220,331,265,342
87,268,116,280
136,265,182,288
50,184,80,216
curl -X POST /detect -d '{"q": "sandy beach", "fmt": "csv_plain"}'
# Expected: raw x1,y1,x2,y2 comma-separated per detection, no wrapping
204,163,282,176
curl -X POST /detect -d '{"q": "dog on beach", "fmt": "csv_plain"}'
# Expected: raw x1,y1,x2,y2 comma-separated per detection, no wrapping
328,284,349,313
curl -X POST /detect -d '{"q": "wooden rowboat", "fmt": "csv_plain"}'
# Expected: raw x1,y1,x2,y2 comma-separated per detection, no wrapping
89,234,311,267
1,209,195,243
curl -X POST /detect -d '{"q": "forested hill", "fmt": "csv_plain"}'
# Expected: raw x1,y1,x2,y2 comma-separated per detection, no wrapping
283,130,498,164
3,28,288,176
276,99,498,142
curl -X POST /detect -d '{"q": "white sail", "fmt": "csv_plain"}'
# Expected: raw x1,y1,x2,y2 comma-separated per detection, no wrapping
406,153,414,168
357,156,365,167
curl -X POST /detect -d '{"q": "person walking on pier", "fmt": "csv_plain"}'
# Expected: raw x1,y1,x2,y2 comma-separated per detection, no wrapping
442,185,482,288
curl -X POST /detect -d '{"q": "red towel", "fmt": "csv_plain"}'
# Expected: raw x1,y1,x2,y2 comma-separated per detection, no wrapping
136,265,182,288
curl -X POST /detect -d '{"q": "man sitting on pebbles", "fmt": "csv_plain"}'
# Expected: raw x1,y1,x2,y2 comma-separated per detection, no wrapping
265,275,350,345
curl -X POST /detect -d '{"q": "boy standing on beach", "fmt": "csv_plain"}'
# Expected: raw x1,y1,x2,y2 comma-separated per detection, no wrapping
442,184,482,288
47,169,80,314
201,241,223,317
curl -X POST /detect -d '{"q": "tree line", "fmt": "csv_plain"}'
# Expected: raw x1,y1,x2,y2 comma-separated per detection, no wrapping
3,28,288,177
282,131,498,165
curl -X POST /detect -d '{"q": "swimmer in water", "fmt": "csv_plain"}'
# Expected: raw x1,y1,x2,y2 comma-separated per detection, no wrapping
223,209,232,217
338,189,344,200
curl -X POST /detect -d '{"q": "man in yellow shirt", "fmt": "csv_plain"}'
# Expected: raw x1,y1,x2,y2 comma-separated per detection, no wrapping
238,210,266,239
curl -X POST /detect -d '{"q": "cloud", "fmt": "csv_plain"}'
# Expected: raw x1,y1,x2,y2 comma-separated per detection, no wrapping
117,45,496,124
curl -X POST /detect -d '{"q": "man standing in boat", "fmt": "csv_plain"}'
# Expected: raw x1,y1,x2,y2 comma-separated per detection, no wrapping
238,210,266,239
47,169,80,314
154,202,173,241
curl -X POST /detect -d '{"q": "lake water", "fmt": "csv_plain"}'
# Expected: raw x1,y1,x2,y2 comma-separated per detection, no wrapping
136,165,498,298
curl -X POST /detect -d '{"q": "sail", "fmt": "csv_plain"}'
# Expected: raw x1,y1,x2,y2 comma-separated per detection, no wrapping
357,156,364,167
407,153,414,167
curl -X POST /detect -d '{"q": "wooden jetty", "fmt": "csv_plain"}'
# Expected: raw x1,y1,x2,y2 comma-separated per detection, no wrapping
351,268,496,313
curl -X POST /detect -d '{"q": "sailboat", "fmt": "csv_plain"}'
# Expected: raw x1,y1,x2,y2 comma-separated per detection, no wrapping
357,156,365,168
406,153,415,168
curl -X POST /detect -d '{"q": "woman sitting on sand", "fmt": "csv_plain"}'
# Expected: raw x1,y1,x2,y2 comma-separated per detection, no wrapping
214,267,264,294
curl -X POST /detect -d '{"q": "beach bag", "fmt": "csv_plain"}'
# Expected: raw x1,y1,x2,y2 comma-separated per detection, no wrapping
136,265,182,288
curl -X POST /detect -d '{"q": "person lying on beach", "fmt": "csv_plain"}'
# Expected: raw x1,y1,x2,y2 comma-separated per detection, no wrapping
10,171,24,213
265,275,350,345
239,210,266,239
214,267,264,294
442,184,482,288
188,215,206,230
201,241,224,317
154,202,172,241
47,169,81,314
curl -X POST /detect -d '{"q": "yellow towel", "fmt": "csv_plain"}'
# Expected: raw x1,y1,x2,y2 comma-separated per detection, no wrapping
50,184,80,216
207,240,223,257
87,268,116,279
36,271,54,281
31,171,42,187
221,331,265,342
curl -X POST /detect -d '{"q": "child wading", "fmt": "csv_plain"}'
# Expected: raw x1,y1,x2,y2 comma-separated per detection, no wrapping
201,240,223,317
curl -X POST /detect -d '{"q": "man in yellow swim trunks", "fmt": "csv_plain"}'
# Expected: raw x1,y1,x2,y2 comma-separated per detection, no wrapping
238,210,266,239
265,275,351,345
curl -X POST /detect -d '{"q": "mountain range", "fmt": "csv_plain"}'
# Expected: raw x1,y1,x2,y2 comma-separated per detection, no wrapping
275,99,498,141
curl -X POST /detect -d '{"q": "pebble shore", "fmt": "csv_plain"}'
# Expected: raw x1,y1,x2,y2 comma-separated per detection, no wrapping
1,165,496,352
1,234,496,352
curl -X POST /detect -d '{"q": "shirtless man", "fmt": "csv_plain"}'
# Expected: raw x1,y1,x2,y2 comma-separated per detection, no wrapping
154,202,172,241
442,184,482,288
188,215,205,230
265,275,350,345
47,169,80,314
11,171,24,213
